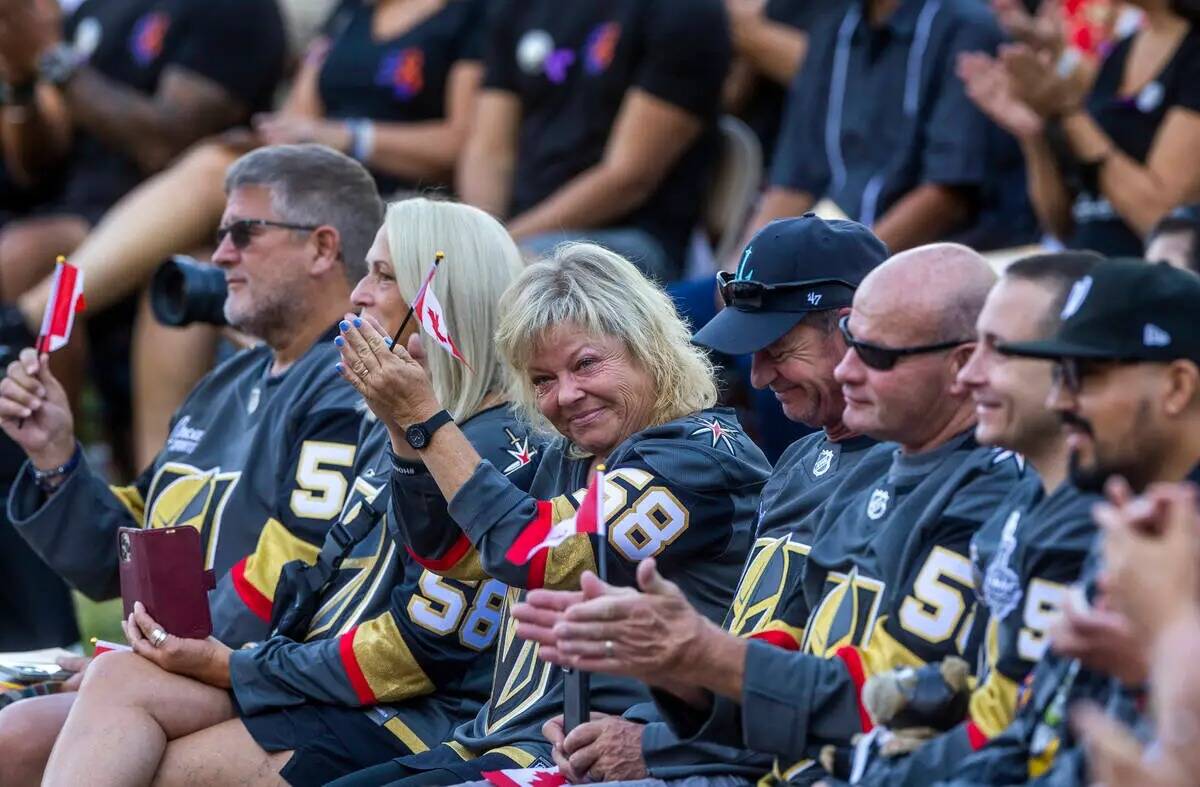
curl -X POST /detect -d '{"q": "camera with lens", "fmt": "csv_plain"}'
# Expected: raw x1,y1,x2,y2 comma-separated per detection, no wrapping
149,256,228,327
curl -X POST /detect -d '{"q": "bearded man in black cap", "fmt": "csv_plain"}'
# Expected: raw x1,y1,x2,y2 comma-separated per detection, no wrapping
927,259,1200,787
525,214,889,784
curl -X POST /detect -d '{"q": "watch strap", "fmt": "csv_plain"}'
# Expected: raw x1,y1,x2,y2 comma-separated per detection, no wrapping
418,409,453,438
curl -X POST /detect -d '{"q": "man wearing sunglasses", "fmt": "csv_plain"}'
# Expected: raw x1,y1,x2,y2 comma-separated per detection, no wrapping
822,252,1103,787
513,243,1025,785
927,258,1200,787
0,143,379,785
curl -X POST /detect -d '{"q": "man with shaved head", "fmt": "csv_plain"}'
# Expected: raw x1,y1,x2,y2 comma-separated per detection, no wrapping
513,243,1024,785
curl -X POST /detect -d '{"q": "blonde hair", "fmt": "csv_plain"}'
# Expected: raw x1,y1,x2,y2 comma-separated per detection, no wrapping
383,198,523,421
496,242,717,437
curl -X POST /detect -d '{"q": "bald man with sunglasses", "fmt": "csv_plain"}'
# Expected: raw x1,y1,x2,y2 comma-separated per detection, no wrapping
514,243,1025,785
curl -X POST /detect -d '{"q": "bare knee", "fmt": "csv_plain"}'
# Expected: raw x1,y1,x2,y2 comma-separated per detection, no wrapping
0,695,75,785
79,651,156,701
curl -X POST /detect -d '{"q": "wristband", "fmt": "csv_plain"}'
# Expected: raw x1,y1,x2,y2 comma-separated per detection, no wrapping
32,444,82,494
347,119,375,163
390,451,430,477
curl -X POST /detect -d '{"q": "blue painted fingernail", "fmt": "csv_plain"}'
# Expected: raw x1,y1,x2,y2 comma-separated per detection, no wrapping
353,318,363,328
339,320,349,332
384,337,394,347
334,336,344,347
335,362,343,374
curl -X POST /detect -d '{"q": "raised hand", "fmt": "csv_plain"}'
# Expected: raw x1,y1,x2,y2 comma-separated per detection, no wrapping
0,348,76,469
334,314,442,434
957,51,1044,141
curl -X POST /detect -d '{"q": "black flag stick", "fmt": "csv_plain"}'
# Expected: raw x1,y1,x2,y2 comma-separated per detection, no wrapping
391,251,444,352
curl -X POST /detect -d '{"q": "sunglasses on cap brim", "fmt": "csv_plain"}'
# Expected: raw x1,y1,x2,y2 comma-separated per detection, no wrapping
838,315,972,371
716,272,856,311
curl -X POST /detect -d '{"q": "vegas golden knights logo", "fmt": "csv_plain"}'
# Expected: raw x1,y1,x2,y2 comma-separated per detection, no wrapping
725,536,810,636
802,566,885,656
145,462,241,569
487,587,555,732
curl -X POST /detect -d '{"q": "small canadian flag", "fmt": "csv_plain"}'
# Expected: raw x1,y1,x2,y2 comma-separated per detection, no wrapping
506,467,606,565
412,253,470,369
481,768,566,787
37,256,86,354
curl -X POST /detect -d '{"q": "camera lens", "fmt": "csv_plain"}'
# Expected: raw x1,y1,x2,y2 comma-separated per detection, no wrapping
149,256,228,327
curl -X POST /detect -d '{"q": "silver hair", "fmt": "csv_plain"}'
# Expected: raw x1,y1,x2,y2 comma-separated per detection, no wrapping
383,198,523,422
496,242,718,438
224,144,383,283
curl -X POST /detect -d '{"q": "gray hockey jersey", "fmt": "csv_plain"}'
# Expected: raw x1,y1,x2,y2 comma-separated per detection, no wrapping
8,329,359,646
657,432,1023,783
228,407,541,754
846,477,1098,786
392,407,772,763
639,431,880,779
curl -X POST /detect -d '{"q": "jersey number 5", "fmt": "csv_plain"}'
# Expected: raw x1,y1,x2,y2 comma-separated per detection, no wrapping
899,547,975,645
290,441,357,520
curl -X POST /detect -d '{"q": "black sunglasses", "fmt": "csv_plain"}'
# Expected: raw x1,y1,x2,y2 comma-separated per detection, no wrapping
1049,357,1144,394
216,219,320,250
838,315,971,371
716,272,854,311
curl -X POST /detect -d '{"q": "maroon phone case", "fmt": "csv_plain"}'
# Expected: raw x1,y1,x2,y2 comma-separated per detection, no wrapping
118,526,216,639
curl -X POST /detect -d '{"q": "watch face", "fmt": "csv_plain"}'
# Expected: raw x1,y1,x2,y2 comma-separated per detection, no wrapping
406,425,428,449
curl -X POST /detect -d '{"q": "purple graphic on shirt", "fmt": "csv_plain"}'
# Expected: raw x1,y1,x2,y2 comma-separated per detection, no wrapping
544,49,576,84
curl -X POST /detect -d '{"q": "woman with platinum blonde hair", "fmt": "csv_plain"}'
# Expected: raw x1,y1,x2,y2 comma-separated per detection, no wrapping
329,243,771,784
41,199,541,787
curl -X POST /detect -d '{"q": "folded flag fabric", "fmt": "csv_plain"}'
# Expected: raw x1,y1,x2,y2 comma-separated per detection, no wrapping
481,768,567,787
505,467,605,565
412,255,470,368
37,256,86,354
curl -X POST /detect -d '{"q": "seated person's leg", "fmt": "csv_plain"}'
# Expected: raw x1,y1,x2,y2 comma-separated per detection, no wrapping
151,717,290,787
42,651,235,786
132,286,220,471
0,693,77,786
15,141,236,331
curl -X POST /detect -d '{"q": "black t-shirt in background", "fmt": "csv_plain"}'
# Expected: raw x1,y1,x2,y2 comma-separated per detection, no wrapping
317,0,486,195
57,0,286,218
483,0,731,269
1071,26,1200,257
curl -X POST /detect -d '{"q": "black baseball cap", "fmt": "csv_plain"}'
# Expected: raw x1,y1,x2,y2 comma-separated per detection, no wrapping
1001,258,1200,364
692,214,889,355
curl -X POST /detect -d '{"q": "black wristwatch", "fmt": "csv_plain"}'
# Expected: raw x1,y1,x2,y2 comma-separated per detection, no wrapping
405,410,452,450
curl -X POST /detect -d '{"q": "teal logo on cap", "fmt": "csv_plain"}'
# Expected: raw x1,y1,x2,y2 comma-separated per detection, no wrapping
735,247,754,281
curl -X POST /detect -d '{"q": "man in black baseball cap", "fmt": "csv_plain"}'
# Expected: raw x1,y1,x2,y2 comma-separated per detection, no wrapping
1001,258,1200,494
694,213,888,432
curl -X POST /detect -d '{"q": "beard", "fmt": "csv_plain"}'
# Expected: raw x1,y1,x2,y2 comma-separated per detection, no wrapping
1068,447,1112,494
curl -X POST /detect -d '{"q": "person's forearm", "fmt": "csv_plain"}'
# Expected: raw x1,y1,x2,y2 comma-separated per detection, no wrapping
733,17,807,86
1152,606,1200,777
390,417,485,506
676,620,748,702
507,163,659,240
16,140,233,328
872,183,972,252
1020,131,1074,240
365,120,469,184
1,86,72,184
1062,110,1181,237
62,68,232,173
457,147,514,219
